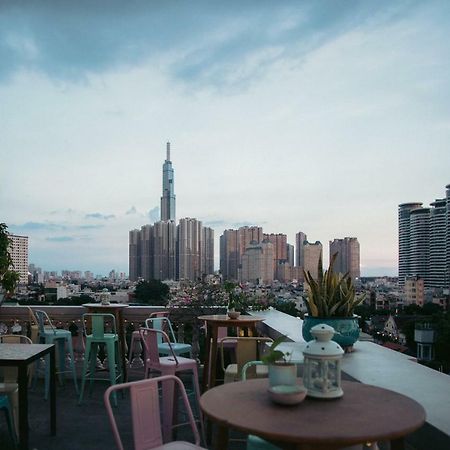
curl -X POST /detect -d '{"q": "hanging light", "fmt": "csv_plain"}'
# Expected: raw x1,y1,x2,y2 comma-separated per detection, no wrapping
302,323,344,399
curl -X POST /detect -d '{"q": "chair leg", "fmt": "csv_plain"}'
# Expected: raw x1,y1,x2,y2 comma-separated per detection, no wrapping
88,343,99,397
78,340,92,405
57,338,66,385
66,336,79,394
106,341,118,407
191,367,206,445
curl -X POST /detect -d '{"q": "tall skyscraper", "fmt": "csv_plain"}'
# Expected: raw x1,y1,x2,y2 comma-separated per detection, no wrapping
263,233,287,276
398,184,450,290
286,243,294,267
161,142,176,222
9,234,29,284
129,143,214,281
329,237,360,280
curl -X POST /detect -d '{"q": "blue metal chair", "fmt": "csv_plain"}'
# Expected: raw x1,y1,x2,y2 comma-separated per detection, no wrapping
34,309,78,399
145,317,192,358
0,393,17,446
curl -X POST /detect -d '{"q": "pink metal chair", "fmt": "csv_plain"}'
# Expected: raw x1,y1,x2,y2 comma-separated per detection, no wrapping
139,327,204,443
104,375,205,450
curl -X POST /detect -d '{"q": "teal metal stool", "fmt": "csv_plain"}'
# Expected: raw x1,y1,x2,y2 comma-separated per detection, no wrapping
79,313,123,405
34,309,78,400
0,393,17,446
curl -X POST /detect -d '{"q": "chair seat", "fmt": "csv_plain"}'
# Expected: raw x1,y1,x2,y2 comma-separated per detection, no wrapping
159,342,191,356
158,356,197,369
42,328,71,338
224,364,269,384
153,441,206,450
86,333,118,343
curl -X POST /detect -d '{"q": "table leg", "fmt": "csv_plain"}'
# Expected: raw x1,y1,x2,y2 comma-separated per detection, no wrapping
209,326,219,390
391,438,405,450
117,311,127,382
18,364,28,450
202,324,212,392
49,346,56,435
214,424,229,450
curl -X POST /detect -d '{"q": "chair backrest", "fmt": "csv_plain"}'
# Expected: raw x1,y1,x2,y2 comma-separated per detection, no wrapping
0,335,32,382
145,317,177,345
34,310,56,335
221,337,273,378
82,313,116,339
104,374,200,450
139,328,178,367
26,307,39,343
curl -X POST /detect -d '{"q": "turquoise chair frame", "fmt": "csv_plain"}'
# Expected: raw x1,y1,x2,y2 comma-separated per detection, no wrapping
0,393,17,446
34,309,78,399
79,313,123,405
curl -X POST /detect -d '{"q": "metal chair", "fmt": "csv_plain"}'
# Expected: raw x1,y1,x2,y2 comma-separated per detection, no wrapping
128,311,170,368
104,375,205,450
34,309,78,399
220,337,273,383
0,334,32,440
139,328,204,443
145,317,192,358
79,313,123,405
0,393,17,447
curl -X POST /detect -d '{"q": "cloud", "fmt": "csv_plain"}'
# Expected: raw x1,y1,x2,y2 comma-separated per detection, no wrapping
85,213,115,220
10,221,66,232
125,206,137,215
77,224,104,230
0,1,420,87
45,236,75,242
148,206,160,223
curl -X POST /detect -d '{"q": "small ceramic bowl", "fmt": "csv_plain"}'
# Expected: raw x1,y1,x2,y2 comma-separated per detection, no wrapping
268,384,307,405
227,311,241,319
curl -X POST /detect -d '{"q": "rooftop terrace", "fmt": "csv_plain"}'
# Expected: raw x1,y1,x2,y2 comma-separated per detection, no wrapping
0,305,449,450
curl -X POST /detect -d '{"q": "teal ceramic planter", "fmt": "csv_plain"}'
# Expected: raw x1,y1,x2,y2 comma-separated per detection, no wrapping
302,314,360,348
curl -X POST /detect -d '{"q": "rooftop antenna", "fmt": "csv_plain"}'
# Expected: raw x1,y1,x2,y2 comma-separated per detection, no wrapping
166,141,171,161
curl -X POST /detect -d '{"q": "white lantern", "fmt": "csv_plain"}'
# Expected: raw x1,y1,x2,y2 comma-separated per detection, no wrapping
303,323,344,399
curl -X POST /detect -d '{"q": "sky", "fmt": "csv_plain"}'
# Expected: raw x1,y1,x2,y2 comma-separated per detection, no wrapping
1,0,450,277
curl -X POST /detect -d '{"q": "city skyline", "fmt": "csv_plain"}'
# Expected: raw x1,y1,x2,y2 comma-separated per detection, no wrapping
2,1,450,276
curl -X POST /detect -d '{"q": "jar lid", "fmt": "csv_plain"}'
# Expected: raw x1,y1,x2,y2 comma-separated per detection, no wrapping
303,323,344,357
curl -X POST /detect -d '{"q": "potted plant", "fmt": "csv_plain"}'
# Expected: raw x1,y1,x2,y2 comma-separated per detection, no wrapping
261,335,297,386
224,281,242,319
0,223,20,301
302,253,365,349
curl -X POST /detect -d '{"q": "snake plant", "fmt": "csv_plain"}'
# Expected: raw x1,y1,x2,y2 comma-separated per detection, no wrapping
303,253,365,317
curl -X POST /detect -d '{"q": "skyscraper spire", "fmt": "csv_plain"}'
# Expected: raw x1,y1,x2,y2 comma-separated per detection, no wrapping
161,142,176,221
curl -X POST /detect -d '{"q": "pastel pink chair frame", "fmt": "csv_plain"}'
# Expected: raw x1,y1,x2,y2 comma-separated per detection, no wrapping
139,327,204,443
104,374,204,450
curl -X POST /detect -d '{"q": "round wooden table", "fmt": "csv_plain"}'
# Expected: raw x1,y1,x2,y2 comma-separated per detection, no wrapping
200,378,426,450
82,303,129,380
198,314,264,391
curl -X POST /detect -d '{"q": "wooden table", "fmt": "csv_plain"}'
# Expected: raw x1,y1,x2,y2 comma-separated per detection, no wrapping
200,378,426,450
0,343,56,450
82,303,129,381
198,314,264,392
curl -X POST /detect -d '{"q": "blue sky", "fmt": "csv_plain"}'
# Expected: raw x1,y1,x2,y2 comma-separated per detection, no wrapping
1,1,450,276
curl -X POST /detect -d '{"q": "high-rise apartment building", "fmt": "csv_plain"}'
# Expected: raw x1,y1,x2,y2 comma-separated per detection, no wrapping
398,184,450,290
303,241,323,280
161,142,176,221
295,231,307,267
177,218,202,281
220,226,263,281
240,240,274,285
329,237,360,280
9,234,29,284
129,144,214,282
263,233,287,276
286,243,294,267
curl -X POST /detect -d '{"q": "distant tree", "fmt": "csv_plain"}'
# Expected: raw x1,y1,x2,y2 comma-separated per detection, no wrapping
0,223,21,297
134,280,169,305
